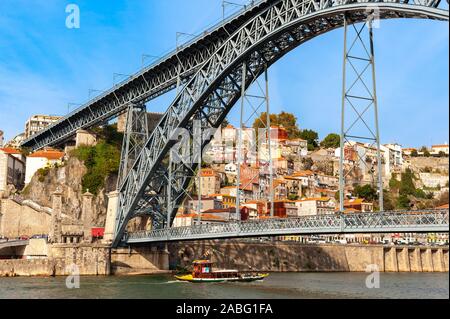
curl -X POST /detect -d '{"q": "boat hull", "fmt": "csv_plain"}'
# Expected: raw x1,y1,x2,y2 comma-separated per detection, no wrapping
175,273,269,283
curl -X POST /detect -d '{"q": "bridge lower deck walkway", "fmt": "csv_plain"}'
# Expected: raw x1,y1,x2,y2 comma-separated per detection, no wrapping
125,210,449,244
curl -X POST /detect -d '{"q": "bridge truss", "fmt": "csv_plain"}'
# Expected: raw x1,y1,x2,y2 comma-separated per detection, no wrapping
126,210,449,244
112,0,448,246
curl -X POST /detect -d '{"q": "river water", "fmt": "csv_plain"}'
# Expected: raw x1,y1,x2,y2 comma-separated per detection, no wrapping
0,272,448,299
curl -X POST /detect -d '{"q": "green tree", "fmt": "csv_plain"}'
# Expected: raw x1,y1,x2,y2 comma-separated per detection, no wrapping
299,129,319,151
252,112,301,139
221,118,230,128
410,149,418,157
399,168,416,196
382,190,395,211
353,184,378,202
320,133,340,149
397,194,411,209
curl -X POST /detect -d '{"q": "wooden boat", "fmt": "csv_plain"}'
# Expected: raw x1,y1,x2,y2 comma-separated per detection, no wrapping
175,260,269,283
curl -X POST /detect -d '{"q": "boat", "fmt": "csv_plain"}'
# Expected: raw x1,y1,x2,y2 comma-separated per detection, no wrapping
175,260,269,283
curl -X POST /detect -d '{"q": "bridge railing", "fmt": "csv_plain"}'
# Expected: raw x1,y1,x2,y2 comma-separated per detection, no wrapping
124,209,449,243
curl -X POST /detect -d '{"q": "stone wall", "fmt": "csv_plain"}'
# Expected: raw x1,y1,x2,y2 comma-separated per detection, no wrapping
0,243,110,277
169,240,449,273
111,245,169,275
0,199,51,238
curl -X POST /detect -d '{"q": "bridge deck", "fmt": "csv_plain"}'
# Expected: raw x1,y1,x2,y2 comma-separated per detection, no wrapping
125,210,449,244
0,240,29,250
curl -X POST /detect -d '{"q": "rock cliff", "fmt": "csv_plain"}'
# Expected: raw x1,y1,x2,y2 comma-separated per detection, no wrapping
22,157,117,227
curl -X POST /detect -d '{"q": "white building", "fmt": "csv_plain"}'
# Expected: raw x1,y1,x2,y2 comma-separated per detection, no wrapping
5,133,25,148
431,144,449,155
294,197,336,216
381,143,403,178
25,149,65,184
0,130,4,147
0,148,25,193
25,115,62,139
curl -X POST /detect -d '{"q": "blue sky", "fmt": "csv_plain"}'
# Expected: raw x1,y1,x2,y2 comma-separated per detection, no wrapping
0,0,448,148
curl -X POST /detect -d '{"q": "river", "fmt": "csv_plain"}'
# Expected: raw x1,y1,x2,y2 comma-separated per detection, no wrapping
0,272,448,299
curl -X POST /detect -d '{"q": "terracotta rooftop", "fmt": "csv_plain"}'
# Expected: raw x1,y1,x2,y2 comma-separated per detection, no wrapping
0,147,21,155
28,150,64,160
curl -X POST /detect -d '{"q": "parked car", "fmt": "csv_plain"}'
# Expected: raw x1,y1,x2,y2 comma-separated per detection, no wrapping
19,235,29,241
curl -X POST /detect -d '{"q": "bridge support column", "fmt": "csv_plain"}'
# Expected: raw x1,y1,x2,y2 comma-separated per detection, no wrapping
82,191,94,243
104,190,119,244
339,15,384,212
49,188,63,244
410,248,422,272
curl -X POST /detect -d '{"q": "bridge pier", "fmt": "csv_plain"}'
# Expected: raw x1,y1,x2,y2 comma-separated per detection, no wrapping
110,245,169,275
104,190,119,244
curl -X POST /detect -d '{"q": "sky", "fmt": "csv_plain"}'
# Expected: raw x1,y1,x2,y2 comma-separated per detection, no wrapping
0,0,448,148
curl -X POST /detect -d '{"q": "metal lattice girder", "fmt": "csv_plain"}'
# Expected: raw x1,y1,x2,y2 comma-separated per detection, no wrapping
117,103,149,188
112,0,448,247
126,210,449,243
20,0,274,152
339,15,384,211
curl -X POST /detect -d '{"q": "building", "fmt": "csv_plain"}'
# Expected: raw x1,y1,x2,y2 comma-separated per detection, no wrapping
195,168,221,197
25,115,62,139
0,148,25,194
335,141,386,185
0,130,4,147
5,133,25,148
267,200,296,218
431,144,449,155
402,148,417,156
187,196,223,213
343,198,374,212
25,149,65,184
283,175,304,199
294,197,336,216
242,200,266,218
381,143,403,178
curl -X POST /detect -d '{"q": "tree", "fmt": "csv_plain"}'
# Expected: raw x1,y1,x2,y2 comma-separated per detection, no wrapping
221,118,230,128
252,111,301,139
299,129,319,151
353,184,378,202
410,149,418,157
420,146,430,157
397,194,411,209
438,151,446,157
320,133,340,149
301,157,314,170
399,168,416,196
382,190,395,211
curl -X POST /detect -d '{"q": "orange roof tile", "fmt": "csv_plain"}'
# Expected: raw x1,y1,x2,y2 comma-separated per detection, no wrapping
28,150,64,160
0,147,21,155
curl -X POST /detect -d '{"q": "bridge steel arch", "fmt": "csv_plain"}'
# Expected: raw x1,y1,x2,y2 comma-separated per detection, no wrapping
20,0,274,152
112,0,448,247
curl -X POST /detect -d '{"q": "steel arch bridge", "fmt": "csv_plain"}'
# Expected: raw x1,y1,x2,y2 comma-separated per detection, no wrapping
111,0,448,247
18,1,448,246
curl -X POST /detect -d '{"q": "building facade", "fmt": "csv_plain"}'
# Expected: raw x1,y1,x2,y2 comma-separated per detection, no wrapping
25,115,62,139
25,149,65,184
0,148,25,193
